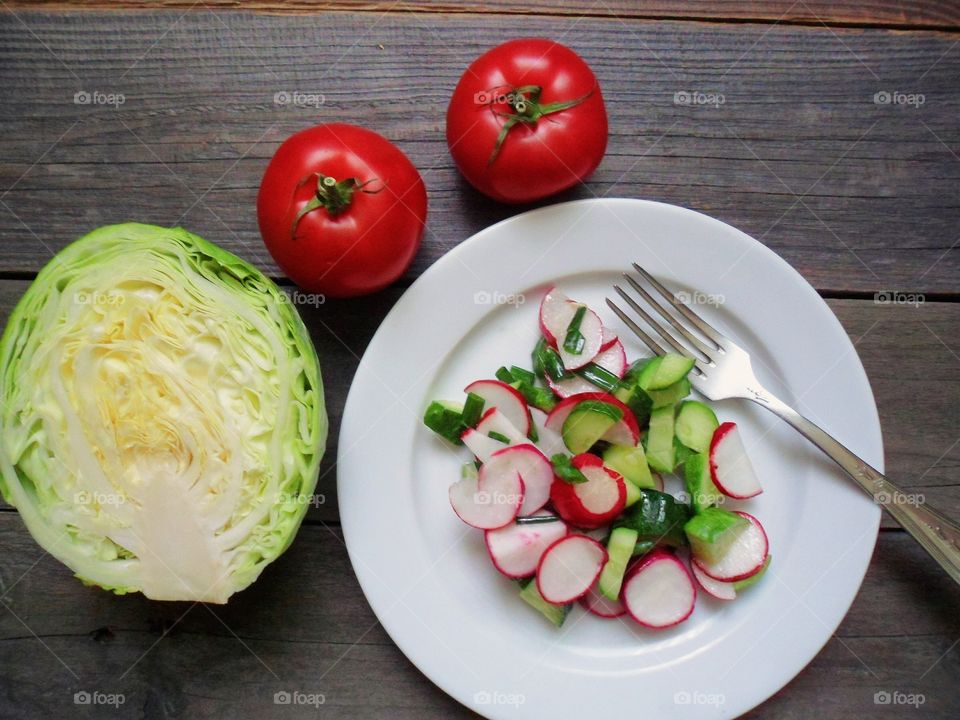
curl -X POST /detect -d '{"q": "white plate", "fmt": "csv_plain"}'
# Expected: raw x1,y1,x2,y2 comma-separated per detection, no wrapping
338,198,882,719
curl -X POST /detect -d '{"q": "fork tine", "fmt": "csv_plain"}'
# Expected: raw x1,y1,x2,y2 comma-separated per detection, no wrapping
631,262,726,346
622,274,714,359
613,285,690,357
604,298,665,356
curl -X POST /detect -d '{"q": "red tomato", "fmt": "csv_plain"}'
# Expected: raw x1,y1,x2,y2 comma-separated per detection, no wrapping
446,38,607,204
257,123,427,298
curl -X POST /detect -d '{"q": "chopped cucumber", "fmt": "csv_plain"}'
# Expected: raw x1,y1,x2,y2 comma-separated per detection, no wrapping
623,478,642,507
673,436,694,469
732,555,771,590
613,488,692,551
561,400,623,454
646,377,691,407
519,579,570,626
675,401,719,453
636,353,695,390
684,452,722,512
423,400,466,444
623,357,655,385
460,462,479,481
598,527,639,600
644,405,676,473
613,382,653,426
602,444,655,489
684,507,749,564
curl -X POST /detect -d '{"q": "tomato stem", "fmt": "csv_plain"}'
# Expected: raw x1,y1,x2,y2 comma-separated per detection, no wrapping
290,173,383,237
482,84,594,166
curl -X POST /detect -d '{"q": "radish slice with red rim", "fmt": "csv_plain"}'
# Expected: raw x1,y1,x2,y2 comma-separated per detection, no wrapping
709,422,763,499
476,407,527,444
691,562,736,601
464,379,531,436
485,444,554,515
538,286,571,345
448,467,524,530
555,303,603,370
548,340,628,398
536,535,608,604
581,583,626,618
599,326,619,352
621,549,697,628
461,427,509,464
693,511,769,582
485,512,568,578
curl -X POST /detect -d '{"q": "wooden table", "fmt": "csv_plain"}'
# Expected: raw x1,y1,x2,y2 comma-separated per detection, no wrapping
1,2,958,718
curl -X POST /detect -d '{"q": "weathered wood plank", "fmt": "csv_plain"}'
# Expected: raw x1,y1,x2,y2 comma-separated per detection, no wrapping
0,280,957,526
0,12,958,292
0,515,957,718
5,0,960,30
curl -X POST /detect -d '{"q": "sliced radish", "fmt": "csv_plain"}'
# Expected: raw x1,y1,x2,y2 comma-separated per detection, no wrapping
709,422,763,499
464,379,531,436
545,392,640,447
556,303,603,370
485,512,568,578
599,326,619,352
449,465,524,530
476,407,527,444
693,512,769,582
691,562,736,601
621,550,697,628
530,407,565,458
549,454,626,529
538,286,571,344
536,535,608,604
548,340,628,398
580,583,626,618
485,444,554,515
461,427,509,463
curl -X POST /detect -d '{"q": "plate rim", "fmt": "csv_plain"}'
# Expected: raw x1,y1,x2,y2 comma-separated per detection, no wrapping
338,197,883,719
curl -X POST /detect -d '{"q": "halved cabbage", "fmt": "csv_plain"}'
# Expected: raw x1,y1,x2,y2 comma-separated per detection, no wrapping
0,224,326,603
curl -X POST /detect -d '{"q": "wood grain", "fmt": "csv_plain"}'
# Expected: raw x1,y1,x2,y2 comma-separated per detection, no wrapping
4,0,960,30
0,516,957,718
0,12,958,293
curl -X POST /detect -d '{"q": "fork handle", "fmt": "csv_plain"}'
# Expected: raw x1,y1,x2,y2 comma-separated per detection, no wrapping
751,388,960,585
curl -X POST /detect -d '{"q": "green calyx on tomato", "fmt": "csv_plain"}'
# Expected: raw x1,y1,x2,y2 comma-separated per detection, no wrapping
291,172,383,236
481,84,594,165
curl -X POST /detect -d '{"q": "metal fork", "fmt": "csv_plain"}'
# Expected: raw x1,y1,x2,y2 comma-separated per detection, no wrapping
607,262,960,585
